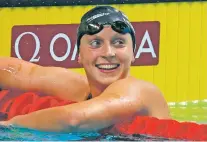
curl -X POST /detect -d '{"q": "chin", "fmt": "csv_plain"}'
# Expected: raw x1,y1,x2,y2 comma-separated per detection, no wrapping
86,66,129,86
97,76,121,86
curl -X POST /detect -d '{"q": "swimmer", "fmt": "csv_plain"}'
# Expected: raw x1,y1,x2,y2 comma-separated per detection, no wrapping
0,6,170,132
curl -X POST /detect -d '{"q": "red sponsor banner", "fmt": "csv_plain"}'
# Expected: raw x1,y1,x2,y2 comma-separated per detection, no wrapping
11,22,160,68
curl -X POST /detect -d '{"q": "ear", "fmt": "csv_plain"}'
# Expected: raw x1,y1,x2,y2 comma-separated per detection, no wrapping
131,49,135,63
131,55,135,63
131,43,136,63
78,54,82,65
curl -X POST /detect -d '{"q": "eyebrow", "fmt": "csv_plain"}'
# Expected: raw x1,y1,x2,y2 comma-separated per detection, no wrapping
86,33,127,42
111,34,127,41
86,35,103,41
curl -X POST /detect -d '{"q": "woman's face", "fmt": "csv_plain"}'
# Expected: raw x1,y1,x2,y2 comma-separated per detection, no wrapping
78,26,135,86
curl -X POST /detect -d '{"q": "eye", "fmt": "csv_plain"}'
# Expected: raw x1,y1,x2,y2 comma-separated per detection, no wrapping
90,39,102,48
113,39,125,47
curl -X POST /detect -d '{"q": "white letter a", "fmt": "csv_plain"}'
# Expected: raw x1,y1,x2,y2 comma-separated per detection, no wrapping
135,30,156,58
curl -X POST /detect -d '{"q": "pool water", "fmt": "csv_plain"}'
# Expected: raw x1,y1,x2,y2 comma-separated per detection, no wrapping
169,99,207,124
0,100,206,141
0,125,172,141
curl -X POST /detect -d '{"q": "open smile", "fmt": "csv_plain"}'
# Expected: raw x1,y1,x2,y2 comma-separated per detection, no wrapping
95,64,120,70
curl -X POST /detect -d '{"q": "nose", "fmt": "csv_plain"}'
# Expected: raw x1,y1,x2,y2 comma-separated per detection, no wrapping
101,43,116,58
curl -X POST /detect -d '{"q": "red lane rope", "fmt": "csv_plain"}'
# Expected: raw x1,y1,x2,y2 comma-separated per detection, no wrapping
0,90,206,140
114,116,207,140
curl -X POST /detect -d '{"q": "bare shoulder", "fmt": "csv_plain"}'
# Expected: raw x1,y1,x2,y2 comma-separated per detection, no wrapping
40,66,90,101
103,76,142,96
102,76,158,100
135,79,171,119
105,77,171,119
0,57,90,101
105,76,159,94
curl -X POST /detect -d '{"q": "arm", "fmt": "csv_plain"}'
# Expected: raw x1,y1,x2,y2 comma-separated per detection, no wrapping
3,77,170,132
0,57,89,101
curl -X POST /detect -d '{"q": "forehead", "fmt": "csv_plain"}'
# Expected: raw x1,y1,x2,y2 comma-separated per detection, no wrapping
81,26,131,41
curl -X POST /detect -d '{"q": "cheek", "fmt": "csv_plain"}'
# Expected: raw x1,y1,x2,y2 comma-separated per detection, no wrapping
117,51,133,64
80,50,98,65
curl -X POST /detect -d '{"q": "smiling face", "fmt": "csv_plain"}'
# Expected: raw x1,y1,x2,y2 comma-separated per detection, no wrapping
78,26,135,87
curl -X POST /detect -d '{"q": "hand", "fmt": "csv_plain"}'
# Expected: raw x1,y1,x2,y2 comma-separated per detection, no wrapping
0,121,9,126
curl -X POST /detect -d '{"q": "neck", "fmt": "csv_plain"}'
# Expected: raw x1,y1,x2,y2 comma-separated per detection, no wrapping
87,71,131,97
88,81,108,98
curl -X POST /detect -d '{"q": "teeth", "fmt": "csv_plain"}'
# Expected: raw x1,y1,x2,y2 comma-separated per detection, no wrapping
97,64,119,70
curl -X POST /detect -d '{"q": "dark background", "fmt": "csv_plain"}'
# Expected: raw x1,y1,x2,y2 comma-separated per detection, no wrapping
0,0,205,8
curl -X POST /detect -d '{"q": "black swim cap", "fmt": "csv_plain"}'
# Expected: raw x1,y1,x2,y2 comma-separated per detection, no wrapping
76,6,136,52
